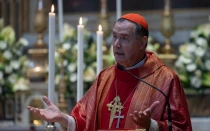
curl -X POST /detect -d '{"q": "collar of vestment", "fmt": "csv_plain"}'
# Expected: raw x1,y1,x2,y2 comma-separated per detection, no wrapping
126,55,146,70
116,52,165,79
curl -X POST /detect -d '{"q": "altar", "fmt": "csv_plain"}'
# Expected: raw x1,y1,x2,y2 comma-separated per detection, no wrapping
0,118,210,131
191,117,210,131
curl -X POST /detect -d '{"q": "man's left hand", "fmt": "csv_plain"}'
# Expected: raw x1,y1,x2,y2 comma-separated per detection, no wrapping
130,101,160,129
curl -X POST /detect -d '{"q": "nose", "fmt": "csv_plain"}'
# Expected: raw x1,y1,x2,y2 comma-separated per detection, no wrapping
113,38,121,48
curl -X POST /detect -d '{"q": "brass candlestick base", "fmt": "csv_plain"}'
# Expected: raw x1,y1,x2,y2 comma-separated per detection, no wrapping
160,0,174,54
160,38,174,54
46,122,56,131
159,0,177,69
158,53,177,70
27,0,48,82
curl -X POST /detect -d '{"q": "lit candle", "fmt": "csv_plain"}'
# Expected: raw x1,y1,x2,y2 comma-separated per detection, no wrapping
48,5,55,103
116,0,122,20
58,0,64,42
77,17,84,102
97,25,103,75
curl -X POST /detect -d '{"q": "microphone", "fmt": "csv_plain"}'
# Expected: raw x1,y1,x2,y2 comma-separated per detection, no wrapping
117,64,172,131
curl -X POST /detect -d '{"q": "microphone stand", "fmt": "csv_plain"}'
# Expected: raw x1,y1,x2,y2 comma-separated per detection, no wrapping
118,65,172,131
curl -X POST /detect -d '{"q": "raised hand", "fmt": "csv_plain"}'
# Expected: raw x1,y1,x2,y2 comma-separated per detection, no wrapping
27,96,63,122
130,101,160,129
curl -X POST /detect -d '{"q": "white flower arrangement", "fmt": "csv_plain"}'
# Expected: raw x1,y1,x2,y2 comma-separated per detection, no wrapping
175,23,210,92
0,26,30,100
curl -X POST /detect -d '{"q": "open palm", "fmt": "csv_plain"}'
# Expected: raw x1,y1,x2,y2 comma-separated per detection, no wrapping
27,96,62,122
130,101,160,129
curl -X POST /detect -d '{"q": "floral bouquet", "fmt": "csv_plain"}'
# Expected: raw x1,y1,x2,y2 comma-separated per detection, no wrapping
175,23,210,93
0,25,30,100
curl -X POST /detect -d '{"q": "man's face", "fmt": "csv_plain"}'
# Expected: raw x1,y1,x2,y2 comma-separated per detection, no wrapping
112,20,146,68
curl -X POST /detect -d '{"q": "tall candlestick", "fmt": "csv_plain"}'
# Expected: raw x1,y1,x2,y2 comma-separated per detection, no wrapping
97,25,103,75
77,17,84,102
164,0,170,12
48,5,55,103
116,0,121,20
100,0,107,16
58,0,64,42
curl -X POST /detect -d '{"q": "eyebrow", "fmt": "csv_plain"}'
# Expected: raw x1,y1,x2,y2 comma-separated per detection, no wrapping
113,30,130,37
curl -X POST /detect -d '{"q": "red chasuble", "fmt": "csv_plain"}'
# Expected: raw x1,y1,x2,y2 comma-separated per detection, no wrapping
99,66,139,129
70,52,192,131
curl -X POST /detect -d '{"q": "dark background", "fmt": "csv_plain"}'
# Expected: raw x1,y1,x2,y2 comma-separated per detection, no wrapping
52,0,210,13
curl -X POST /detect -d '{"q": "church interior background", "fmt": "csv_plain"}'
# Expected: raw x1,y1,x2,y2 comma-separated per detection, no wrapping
0,0,210,130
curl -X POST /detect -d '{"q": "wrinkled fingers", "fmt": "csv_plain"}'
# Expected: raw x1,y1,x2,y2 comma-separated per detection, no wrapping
130,111,143,124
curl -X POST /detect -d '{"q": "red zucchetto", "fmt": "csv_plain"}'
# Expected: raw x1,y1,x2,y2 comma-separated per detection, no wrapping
121,13,148,31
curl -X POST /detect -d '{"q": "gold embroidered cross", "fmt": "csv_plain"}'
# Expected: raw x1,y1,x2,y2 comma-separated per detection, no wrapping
107,95,124,129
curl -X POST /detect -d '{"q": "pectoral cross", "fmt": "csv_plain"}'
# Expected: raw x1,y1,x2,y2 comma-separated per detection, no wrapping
107,95,124,129
114,111,124,128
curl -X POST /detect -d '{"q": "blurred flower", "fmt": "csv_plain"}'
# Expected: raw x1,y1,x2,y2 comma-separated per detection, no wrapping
3,50,12,60
84,66,96,82
146,36,160,54
0,26,29,100
175,23,210,92
0,26,15,44
103,46,115,66
13,78,29,91
186,63,196,72
190,76,202,89
18,38,29,46
67,63,76,72
0,41,7,49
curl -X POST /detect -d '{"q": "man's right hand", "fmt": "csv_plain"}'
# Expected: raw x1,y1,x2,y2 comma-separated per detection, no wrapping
27,96,65,124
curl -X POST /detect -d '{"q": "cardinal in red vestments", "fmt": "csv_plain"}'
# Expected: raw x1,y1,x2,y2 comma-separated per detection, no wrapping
28,13,192,131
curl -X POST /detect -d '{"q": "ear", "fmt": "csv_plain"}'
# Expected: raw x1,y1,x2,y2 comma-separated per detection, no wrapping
140,36,148,49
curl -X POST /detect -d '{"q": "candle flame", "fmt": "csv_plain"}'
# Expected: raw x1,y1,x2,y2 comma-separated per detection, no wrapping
51,5,54,13
79,17,83,25
98,25,102,31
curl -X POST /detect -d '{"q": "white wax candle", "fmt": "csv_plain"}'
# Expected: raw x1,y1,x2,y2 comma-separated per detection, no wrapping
97,25,103,75
77,17,84,102
48,5,55,103
38,0,43,10
58,0,64,42
116,0,122,20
